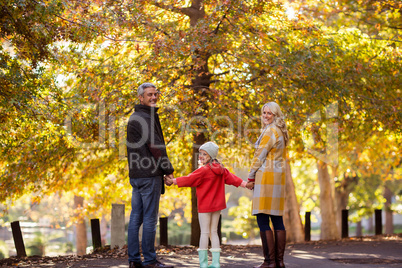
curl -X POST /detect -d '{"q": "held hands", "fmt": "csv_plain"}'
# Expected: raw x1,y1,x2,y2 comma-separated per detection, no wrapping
164,174,174,186
246,181,255,190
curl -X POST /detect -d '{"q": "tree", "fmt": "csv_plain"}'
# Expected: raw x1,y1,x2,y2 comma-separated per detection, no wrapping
284,161,304,242
48,0,309,244
334,171,358,236
1,0,401,246
73,196,87,255
0,0,118,254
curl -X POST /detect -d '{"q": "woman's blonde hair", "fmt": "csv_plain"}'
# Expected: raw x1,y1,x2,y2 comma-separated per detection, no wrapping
261,102,289,146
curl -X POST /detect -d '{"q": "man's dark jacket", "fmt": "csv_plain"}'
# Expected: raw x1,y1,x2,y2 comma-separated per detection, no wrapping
126,105,174,182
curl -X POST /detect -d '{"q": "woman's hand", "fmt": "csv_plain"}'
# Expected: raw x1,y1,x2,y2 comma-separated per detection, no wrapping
246,181,255,190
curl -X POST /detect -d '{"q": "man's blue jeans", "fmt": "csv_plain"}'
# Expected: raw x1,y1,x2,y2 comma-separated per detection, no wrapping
128,176,162,265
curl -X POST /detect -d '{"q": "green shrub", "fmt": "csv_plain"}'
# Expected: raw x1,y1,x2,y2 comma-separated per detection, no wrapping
26,232,46,256
0,240,9,259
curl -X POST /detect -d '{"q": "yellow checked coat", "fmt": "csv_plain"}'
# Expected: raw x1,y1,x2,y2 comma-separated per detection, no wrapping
248,123,286,216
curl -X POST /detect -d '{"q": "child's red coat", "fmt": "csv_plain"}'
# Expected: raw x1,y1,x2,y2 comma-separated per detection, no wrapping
176,163,244,213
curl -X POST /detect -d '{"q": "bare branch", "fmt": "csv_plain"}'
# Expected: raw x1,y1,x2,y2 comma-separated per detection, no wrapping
212,13,227,35
152,1,185,15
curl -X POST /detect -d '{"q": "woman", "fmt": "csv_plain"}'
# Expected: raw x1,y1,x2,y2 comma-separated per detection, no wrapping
248,102,289,268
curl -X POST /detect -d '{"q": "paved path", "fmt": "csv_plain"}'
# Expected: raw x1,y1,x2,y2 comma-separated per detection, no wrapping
2,236,401,267
155,240,402,268
69,238,402,268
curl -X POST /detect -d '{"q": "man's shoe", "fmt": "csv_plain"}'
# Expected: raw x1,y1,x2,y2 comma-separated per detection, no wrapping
129,261,144,268
143,260,174,268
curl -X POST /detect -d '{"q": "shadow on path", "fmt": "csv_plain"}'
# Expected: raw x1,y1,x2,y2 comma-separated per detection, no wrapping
1,235,401,267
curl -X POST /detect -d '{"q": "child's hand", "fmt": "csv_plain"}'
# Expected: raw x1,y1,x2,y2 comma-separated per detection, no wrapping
164,174,174,186
246,181,254,190
165,178,172,186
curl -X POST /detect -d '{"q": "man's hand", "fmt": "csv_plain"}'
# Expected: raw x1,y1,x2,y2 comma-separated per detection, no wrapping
246,181,255,190
164,174,174,186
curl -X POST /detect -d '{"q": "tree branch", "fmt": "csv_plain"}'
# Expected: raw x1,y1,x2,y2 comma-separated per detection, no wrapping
212,12,227,35
151,0,205,26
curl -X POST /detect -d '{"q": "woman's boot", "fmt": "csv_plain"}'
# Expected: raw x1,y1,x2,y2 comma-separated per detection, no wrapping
198,249,209,268
254,230,276,268
274,230,286,268
208,248,221,268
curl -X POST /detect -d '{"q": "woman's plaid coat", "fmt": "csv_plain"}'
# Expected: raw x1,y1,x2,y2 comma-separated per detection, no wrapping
248,123,286,216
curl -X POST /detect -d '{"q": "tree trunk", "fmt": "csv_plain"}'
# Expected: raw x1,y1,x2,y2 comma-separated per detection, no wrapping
190,187,200,246
367,215,374,233
335,190,347,238
334,173,358,237
283,160,304,242
190,132,206,246
182,0,226,246
189,61,210,246
356,221,362,237
310,124,339,240
384,185,394,235
331,166,342,237
317,160,339,240
100,215,108,246
74,195,87,255
186,0,211,246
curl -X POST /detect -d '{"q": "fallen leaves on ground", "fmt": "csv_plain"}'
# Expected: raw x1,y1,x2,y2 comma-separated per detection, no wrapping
1,234,400,267
0,245,262,267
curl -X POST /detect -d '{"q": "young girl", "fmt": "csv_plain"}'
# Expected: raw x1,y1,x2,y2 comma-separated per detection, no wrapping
168,142,253,268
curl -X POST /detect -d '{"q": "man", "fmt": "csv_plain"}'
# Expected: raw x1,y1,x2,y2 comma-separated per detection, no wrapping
126,83,174,268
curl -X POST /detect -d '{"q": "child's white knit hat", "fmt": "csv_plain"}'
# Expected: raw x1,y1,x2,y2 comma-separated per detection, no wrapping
199,142,219,159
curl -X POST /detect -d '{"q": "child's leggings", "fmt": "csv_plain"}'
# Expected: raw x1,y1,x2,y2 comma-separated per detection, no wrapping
198,211,221,249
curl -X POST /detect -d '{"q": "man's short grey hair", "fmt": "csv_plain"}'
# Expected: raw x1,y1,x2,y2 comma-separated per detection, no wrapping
137,82,156,96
